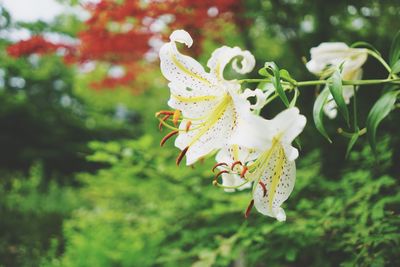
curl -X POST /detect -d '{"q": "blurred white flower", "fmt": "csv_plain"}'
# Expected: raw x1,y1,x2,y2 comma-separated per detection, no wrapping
306,42,367,118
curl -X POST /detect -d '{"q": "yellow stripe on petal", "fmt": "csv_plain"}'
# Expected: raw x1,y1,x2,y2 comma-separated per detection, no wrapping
171,53,212,86
188,94,232,147
171,94,217,103
269,147,285,211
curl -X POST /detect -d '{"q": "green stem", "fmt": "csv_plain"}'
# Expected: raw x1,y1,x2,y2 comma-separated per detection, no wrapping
367,50,392,74
240,78,400,87
296,78,400,87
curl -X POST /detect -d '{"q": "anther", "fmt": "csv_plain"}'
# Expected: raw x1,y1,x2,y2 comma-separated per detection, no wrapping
259,181,267,197
172,110,181,126
212,180,218,186
160,130,178,146
231,160,242,171
214,170,229,182
244,199,254,219
158,114,171,131
156,110,174,117
240,166,248,178
212,162,228,172
176,146,189,166
185,121,192,132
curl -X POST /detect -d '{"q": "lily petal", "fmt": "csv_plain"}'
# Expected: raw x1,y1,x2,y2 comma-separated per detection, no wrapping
253,149,296,221
207,46,255,81
160,30,216,93
174,95,237,165
306,42,367,76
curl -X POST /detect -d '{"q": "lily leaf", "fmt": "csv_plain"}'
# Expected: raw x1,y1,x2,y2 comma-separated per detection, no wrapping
265,62,290,107
328,69,350,126
389,30,400,67
366,90,399,154
345,131,359,158
391,59,400,74
313,87,332,143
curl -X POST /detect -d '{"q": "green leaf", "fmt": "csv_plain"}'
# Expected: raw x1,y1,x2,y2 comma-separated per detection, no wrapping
313,87,332,143
345,131,359,158
366,90,399,153
391,59,400,74
258,67,270,77
279,69,296,84
328,69,350,126
389,30,400,67
265,62,290,107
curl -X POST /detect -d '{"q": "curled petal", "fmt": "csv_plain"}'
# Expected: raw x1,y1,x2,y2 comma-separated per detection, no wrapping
160,30,215,93
207,46,255,81
242,88,268,111
170,30,193,47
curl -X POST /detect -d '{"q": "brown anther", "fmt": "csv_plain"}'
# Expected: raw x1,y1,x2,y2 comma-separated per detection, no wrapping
212,162,228,172
185,121,192,132
176,146,189,166
156,110,174,117
172,110,181,126
158,114,171,131
212,180,218,186
231,160,243,171
244,199,254,219
160,130,178,146
240,166,248,178
214,170,229,182
259,181,267,197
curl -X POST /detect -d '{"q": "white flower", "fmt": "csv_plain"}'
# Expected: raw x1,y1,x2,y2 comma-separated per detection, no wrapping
306,42,367,119
158,29,256,165
218,108,306,221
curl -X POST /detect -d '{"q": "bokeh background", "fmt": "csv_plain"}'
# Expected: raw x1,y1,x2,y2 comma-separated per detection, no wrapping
0,0,399,266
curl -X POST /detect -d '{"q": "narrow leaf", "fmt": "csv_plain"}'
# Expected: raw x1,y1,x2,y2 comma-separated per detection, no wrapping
328,69,350,126
391,59,400,74
345,132,359,158
313,87,332,143
389,30,400,67
265,62,290,107
366,90,399,153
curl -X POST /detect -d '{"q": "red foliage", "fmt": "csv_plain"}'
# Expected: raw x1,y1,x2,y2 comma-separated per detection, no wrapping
7,36,75,58
7,0,244,90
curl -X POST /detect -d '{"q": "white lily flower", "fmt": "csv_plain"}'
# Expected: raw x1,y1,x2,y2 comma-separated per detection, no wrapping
306,42,367,118
214,108,306,221
158,29,256,165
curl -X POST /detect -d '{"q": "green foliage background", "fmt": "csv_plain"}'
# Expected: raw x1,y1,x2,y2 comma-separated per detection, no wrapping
0,1,399,266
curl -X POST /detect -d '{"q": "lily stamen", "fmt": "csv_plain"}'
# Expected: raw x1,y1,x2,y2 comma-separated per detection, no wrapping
155,110,175,117
240,166,248,178
214,170,229,183
231,160,243,170
159,114,171,131
160,130,179,146
212,162,228,172
172,110,181,126
176,147,189,166
185,121,192,132
258,181,267,197
245,199,254,219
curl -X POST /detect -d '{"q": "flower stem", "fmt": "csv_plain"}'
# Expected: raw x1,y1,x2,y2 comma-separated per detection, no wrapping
367,50,392,74
296,78,400,87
